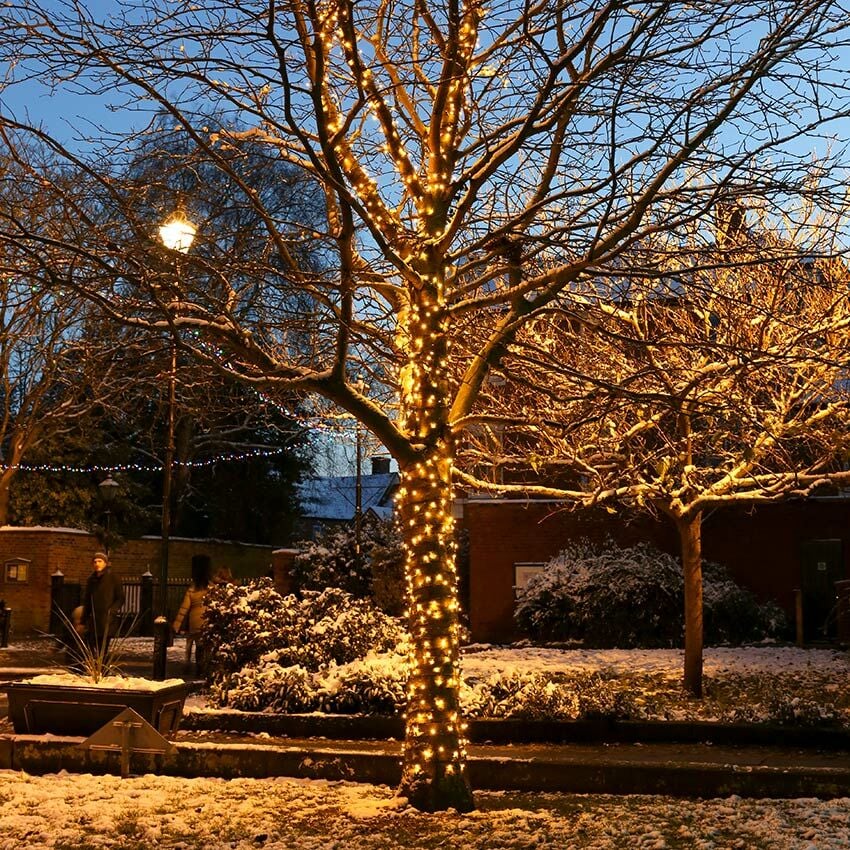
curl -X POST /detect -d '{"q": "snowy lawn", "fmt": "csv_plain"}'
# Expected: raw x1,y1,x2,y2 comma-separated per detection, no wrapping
0,771,847,849
456,645,850,726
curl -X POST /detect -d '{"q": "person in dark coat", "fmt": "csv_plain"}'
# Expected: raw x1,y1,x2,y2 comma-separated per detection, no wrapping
81,551,125,656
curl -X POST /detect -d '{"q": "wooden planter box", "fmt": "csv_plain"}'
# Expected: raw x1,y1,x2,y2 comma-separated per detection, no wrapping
4,681,189,737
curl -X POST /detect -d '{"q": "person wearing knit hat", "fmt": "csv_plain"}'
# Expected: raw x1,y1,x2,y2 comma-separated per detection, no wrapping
81,551,124,656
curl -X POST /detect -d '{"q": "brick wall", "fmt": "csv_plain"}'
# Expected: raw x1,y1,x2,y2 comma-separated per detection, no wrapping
462,498,850,644
0,528,275,634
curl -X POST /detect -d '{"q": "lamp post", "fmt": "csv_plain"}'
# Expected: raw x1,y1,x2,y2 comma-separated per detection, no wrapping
152,211,196,680
98,475,120,554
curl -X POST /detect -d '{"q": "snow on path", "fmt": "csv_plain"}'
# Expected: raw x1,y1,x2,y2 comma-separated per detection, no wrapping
0,771,847,849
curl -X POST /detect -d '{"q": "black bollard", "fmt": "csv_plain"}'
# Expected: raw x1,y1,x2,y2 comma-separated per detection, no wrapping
152,616,169,680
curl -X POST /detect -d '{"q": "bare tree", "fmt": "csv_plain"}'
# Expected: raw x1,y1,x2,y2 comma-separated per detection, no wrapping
460,204,850,696
0,147,126,523
2,0,850,809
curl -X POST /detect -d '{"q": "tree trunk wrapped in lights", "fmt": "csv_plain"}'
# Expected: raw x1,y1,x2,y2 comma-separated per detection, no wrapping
396,277,472,810
4,0,850,811
398,446,470,810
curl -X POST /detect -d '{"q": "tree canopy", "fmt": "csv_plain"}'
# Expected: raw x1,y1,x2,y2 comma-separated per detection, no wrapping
3,0,850,810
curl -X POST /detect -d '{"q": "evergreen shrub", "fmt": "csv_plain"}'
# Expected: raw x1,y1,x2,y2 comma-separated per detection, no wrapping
203,578,404,708
291,517,405,613
514,539,787,647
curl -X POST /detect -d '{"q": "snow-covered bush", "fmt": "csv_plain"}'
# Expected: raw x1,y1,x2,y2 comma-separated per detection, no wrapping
368,523,406,615
291,525,372,596
203,578,304,680
514,539,786,647
291,517,406,613
203,579,405,704
515,540,683,647
319,651,409,715
702,562,788,644
222,662,318,713
301,587,404,665
214,649,410,714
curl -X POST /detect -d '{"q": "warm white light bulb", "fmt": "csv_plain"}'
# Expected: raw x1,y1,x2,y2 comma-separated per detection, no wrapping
159,215,197,253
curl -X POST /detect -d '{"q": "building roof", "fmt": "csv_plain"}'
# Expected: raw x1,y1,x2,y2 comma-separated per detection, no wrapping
297,472,398,521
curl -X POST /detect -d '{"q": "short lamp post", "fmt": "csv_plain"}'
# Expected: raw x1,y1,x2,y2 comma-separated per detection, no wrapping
152,210,196,681
98,475,120,554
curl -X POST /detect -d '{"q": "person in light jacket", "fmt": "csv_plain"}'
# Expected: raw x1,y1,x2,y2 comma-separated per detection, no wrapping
172,555,211,673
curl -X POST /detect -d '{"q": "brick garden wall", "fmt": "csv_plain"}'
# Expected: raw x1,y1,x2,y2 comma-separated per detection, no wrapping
463,498,850,644
0,527,274,634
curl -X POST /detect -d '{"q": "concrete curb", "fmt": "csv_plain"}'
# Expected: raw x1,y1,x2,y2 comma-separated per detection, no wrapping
3,735,850,798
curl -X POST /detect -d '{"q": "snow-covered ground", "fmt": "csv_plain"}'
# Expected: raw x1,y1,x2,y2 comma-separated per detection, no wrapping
0,771,846,849
0,642,849,846
461,644,850,678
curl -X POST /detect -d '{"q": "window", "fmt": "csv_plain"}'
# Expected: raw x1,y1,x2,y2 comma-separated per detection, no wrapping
513,562,545,596
4,559,30,584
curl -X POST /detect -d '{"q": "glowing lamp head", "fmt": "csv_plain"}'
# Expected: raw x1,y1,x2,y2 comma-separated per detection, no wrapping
158,214,197,253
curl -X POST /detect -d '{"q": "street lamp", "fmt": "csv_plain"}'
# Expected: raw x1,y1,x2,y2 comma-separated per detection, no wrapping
98,475,120,554
158,214,197,254
152,209,196,681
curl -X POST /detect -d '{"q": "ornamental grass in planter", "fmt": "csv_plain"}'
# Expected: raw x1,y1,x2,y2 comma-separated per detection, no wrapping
4,608,188,737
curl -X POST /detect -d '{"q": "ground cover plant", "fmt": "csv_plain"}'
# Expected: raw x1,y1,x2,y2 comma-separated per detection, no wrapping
514,540,787,647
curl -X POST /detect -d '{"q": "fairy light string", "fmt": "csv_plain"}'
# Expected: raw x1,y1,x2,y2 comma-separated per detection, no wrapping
0,446,293,474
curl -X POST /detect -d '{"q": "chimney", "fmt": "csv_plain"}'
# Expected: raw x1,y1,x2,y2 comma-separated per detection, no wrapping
371,456,391,475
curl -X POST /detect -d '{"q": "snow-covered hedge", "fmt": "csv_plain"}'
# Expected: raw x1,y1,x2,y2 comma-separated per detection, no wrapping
514,539,787,647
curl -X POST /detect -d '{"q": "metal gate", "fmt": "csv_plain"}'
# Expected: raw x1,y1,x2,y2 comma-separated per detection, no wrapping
800,539,843,642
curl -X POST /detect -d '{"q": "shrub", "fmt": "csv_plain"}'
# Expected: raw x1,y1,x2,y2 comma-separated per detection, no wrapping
702,561,788,644
460,671,642,721
319,651,409,715
222,662,318,713
515,539,786,647
368,523,406,615
301,586,405,665
203,579,405,708
203,578,303,680
292,517,407,613
515,540,684,647
291,525,372,597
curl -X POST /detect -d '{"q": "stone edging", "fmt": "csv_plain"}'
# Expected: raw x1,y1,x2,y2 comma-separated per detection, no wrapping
181,711,850,748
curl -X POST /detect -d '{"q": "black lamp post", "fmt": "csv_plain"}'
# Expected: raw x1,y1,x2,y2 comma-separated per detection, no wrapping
152,209,196,681
98,475,120,554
